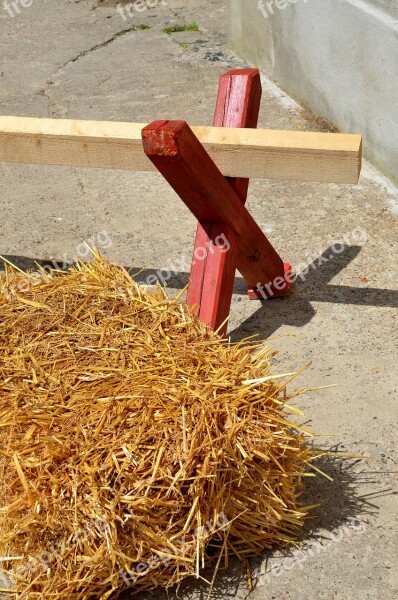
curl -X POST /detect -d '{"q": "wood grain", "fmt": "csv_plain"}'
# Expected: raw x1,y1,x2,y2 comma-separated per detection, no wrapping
0,116,362,183
187,68,266,335
142,120,286,289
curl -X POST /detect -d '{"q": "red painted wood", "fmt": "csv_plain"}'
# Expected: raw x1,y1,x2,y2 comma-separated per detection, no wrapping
198,222,240,332
186,69,262,334
247,262,293,299
186,222,210,317
141,120,288,292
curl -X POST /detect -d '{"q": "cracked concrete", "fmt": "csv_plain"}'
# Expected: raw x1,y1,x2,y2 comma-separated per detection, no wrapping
58,26,142,69
0,1,397,599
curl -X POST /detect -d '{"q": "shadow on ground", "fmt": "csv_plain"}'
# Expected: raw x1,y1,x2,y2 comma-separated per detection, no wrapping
125,455,390,600
1,244,397,343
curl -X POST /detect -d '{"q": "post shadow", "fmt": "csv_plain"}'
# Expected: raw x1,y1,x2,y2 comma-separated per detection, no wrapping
230,243,398,341
2,244,397,344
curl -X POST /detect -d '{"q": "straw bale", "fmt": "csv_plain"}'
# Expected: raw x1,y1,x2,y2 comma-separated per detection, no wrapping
0,255,315,599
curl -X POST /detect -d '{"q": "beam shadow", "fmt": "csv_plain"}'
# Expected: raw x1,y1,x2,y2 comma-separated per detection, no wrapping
1,244,397,342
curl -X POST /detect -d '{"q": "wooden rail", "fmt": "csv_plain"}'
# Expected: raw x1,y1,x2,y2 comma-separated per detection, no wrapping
0,116,362,183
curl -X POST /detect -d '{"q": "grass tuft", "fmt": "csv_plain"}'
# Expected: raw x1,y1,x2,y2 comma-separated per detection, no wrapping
162,22,199,35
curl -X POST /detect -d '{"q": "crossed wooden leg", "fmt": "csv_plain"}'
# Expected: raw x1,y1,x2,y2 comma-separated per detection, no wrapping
142,70,291,336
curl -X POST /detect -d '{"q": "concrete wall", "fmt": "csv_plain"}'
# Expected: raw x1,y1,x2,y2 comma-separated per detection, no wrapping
228,0,398,183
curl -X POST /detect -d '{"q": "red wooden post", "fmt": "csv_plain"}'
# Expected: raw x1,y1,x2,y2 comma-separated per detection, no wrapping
142,120,291,305
186,69,262,334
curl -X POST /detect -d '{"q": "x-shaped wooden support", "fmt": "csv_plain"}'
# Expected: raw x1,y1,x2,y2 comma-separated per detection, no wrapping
0,70,362,337
142,69,291,336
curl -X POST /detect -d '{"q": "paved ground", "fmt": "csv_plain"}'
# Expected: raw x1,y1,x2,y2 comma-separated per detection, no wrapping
0,1,397,599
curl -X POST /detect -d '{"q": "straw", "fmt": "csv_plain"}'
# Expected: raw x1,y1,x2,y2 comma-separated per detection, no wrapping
0,254,316,599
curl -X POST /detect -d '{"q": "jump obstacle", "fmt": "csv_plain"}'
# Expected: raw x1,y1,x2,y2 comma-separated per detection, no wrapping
0,69,362,336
